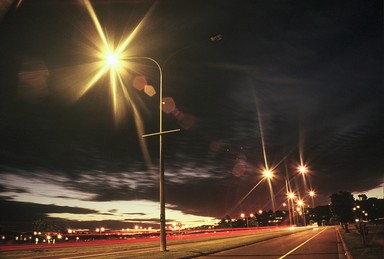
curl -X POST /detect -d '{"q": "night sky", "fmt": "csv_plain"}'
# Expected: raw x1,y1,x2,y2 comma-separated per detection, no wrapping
0,0,383,232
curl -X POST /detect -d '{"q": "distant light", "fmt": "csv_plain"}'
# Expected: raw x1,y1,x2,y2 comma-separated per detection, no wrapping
298,165,307,174
309,190,315,197
263,169,273,179
288,192,295,199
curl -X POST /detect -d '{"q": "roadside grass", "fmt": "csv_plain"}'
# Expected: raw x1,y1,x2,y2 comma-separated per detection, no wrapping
339,223,384,259
0,228,308,259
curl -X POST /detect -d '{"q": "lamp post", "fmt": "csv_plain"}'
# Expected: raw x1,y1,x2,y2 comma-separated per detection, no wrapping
138,57,166,252
78,2,180,252
96,227,104,239
263,169,276,215
309,190,316,208
240,213,249,227
297,200,306,226
105,54,179,251
287,191,296,226
127,56,179,252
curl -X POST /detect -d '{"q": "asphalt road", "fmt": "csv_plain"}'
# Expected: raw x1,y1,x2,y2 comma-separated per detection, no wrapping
198,227,347,259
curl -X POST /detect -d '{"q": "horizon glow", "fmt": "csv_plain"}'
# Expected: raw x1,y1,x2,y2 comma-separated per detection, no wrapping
0,173,216,228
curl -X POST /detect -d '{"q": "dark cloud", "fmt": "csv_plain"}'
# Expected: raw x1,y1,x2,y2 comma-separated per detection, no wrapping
0,198,98,231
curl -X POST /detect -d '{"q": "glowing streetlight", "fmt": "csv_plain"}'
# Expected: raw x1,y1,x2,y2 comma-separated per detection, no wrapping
240,213,249,227
287,192,296,200
105,51,120,67
296,200,306,225
263,169,273,179
298,165,307,174
96,227,104,239
98,48,178,252
286,192,296,226
263,168,276,214
309,190,315,197
79,1,181,251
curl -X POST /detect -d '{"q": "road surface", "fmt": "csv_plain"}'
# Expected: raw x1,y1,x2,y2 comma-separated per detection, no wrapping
198,227,347,259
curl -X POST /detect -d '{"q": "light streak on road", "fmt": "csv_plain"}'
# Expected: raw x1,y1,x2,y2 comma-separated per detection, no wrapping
278,227,328,259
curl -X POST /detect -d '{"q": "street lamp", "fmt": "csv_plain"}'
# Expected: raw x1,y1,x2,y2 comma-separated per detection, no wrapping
308,190,316,208
104,55,178,251
298,165,307,174
263,169,273,179
287,191,296,226
240,213,249,227
78,2,181,252
296,200,306,226
263,168,276,214
128,57,179,252
96,227,104,239
249,213,254,227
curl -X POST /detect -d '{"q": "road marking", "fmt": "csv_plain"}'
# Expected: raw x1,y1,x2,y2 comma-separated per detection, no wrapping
278,227,328,259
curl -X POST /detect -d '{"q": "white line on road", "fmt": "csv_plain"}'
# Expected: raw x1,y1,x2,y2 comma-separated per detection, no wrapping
278,227,328,259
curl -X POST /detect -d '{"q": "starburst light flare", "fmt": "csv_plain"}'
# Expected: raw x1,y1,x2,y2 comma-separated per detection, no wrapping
64,0,159,168
78,0,157,123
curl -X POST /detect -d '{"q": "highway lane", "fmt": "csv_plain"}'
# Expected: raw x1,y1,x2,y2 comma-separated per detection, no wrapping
198,227,347,259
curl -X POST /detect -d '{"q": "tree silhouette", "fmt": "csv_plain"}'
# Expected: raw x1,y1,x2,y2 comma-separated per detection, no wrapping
330,191,355,232
32,218,62,233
